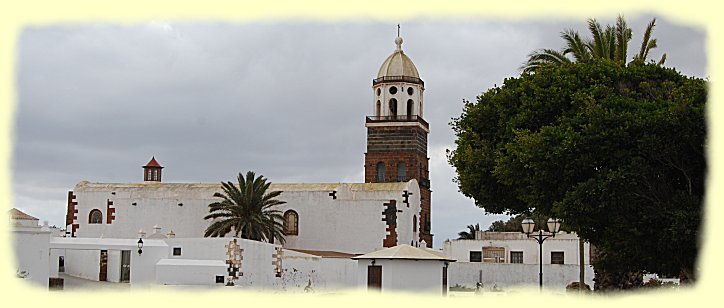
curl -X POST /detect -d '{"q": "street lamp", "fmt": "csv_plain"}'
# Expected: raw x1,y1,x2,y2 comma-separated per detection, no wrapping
521,217,561,290
137,238,144,255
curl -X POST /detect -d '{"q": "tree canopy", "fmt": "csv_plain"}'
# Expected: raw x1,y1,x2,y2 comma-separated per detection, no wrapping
448,60,706,281
204,171,286,244
457,223,481,239
522,15,666,74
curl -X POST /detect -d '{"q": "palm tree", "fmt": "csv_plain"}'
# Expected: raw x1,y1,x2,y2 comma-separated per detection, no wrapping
522,15,666,74
457,223,481,239
204,171,286,244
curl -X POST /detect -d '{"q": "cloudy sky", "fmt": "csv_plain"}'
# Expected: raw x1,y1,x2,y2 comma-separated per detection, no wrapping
12,15,706,247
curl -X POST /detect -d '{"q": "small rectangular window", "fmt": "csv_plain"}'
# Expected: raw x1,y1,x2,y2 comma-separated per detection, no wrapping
173,247,182,256
216,275,224,283
510,251,523,264
469,251,482,262
483,247,505,263
551,251,564,264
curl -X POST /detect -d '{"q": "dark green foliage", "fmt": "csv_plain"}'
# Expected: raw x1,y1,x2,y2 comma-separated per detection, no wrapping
522,15,666,74
204,171,286,244
448,61,706,281
457,223,481,239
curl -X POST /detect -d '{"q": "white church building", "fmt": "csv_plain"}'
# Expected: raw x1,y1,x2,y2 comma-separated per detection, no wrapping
64,34,433,255
28,34,449,292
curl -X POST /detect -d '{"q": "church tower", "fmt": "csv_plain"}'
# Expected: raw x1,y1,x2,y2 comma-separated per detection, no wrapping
365,35,432,247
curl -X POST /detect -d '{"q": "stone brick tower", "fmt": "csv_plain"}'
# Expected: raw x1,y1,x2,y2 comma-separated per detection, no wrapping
364,35,432,247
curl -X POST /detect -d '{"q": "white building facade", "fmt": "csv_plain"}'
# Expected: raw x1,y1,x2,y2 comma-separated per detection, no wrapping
67,180,421,255
443,231,594,290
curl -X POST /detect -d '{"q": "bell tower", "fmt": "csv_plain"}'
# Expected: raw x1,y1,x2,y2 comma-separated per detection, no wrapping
364,35,432,247
143,156,163,182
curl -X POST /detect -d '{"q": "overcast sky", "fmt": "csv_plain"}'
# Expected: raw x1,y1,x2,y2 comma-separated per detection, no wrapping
12,15,706,247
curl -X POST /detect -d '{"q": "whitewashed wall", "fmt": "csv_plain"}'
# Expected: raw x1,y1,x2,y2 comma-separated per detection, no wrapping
318,257,358,291
448,262,594,291
163,238,279,289
49,248,63,278
63,249,99,281
71,181,421,255
12,227,51,288
277,250,321,291
156,259,226,286
443,232,590,265
356,259,447,294
50,238,168,285
106,250,121,282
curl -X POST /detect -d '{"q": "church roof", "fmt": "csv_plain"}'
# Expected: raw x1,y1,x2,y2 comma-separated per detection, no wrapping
144,156,163,168
352,244,455,261
377,36,420,79
75,180,415,192
9,208,38,221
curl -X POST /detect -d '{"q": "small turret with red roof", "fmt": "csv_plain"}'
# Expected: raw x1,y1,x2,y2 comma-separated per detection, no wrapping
143,156,163,182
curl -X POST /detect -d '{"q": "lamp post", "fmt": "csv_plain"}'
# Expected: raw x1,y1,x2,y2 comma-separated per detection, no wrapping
521,217,561,290
137,238,144,255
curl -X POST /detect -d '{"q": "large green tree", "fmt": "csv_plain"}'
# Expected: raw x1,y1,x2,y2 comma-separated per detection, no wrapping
204,171,286,244
448,61,706,286
522,15,666,74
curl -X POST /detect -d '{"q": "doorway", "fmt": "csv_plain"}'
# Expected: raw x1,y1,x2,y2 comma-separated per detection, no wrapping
367,265,382,291
99,250,108,281
120,250,131,283
442,265,448,296
58,256,65,273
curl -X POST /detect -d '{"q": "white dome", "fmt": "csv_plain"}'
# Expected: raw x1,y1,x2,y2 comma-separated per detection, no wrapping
376,37,420,79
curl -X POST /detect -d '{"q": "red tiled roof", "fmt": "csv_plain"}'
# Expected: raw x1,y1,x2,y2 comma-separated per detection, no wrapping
9,208,38,220
143,156,163,168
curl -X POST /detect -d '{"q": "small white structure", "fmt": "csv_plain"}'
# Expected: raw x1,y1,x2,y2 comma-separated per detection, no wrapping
352,244,455,294
443,231,594,291
10,208,52,287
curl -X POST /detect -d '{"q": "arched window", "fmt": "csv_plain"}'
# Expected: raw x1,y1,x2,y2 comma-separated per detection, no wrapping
397,162,407,181
376,162,386,182
89,209,103,224
407,99,414,119
284,210,299,235
413,215,418,232
376,100,381,117
389,98,397,117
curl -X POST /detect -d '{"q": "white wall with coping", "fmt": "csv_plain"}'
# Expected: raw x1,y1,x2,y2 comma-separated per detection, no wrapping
163,237,278,289
156,259,226,286
448,262,594,291
50,237,168,285
318,257,358,291
355,259,448,294
12,227,51,287
443,232,590,265
43,236,370,291
277,249,321,291
71,181,421,255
